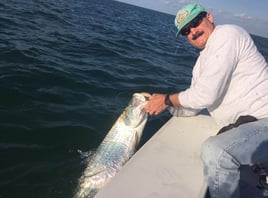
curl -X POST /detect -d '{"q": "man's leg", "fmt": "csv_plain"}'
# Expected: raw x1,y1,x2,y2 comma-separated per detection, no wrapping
201,118,268,198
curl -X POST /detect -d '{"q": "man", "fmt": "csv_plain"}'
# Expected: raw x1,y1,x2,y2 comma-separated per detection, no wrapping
144,3,268,198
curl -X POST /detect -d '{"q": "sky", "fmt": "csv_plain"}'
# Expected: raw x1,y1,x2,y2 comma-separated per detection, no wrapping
115,0,268,38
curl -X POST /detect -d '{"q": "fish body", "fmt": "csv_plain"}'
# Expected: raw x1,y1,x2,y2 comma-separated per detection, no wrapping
74,92,150,198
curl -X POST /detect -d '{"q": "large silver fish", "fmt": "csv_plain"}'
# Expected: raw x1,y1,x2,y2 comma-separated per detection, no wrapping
74,92,150,198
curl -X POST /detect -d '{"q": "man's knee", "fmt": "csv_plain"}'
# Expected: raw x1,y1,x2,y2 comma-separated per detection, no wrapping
201,136,221,165
201,136,240,169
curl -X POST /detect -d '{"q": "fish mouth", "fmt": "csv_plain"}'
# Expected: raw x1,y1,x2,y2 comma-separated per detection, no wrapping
133,92,151,104
139,92,151,101
123,92,150,127
135,93,150,119
132,92,150,113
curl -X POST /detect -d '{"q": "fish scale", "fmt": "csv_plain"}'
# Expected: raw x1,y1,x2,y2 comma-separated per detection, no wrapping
74,92,150,198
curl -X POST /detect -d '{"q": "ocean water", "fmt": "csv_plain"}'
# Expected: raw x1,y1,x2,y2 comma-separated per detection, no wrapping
0,0,267,197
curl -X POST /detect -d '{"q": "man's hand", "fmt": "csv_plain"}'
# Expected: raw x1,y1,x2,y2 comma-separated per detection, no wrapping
144,94,167,115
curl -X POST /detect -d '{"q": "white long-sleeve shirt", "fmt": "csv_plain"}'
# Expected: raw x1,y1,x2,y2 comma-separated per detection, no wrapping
172,24,268,127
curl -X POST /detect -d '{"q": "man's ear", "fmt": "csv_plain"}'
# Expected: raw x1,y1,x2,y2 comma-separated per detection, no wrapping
207,13,214,24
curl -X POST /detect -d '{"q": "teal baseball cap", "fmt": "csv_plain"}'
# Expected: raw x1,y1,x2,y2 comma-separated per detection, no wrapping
174,3,206,36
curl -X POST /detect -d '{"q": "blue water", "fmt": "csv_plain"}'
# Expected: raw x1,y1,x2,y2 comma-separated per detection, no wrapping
0,0,267,197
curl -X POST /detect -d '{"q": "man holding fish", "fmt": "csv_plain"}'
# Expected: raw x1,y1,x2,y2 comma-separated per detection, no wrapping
144,3,268,198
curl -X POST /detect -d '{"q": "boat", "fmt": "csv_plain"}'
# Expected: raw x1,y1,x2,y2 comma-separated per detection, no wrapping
95,114,268,197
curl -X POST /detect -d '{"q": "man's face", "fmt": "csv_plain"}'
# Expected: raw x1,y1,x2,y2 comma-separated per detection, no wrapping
185,13,215,49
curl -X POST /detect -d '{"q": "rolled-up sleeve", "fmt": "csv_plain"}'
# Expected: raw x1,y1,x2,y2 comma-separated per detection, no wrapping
168,106,201,117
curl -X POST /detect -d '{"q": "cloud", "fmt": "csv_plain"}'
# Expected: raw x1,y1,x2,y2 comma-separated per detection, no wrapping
234,13,253,20
160,0,170,4
162,0,194,5
181,0,194,3
178,0,195,3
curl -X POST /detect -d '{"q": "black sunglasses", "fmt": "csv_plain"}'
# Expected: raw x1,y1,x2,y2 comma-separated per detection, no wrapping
180,12,207,36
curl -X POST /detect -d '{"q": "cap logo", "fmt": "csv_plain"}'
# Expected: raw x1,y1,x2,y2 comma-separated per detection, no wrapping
176,10,189,25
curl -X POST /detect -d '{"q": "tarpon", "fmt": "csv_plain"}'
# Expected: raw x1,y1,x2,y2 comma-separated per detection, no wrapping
74,92,150,198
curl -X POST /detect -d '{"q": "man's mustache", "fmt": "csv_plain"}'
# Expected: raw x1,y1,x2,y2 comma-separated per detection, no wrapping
192,31,204,40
